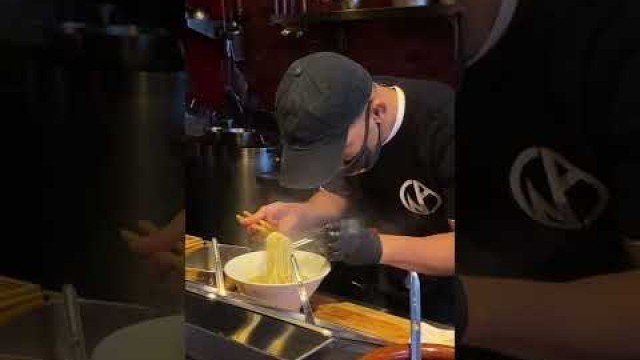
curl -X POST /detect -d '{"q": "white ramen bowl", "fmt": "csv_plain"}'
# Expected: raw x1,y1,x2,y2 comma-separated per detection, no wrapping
91,315,183,360
223,251,331,311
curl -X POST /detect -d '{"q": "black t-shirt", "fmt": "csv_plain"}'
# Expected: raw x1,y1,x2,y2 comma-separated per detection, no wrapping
324,76,455,230
322,76,456,324
456,0,638,358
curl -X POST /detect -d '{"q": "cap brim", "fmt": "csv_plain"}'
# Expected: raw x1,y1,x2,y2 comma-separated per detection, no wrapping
279,133,346,189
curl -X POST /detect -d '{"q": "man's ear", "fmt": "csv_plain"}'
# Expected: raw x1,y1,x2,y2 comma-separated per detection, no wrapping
370,98,387,123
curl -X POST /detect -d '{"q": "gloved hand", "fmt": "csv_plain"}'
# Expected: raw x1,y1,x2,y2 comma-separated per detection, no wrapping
324,219,382,265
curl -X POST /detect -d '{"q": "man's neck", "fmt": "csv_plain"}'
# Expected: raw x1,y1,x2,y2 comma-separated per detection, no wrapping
379,85,398,143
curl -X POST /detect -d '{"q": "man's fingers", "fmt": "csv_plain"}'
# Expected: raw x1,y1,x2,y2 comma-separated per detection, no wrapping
148,252,182,277
138,220,160,234
120,229,141,244
238,207,267,226
129,232,182,255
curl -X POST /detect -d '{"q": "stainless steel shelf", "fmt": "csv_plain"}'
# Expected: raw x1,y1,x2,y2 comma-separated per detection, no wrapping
303,4,462,24
185,8,223,39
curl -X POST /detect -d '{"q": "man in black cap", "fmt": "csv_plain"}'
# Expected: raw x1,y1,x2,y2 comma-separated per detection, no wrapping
241,52,456,324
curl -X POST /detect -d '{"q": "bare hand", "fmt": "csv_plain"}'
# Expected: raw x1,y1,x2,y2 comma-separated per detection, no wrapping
238,202,311,235
120,211,185,274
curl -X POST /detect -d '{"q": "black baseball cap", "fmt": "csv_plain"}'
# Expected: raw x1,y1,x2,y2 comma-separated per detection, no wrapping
275,52,373,189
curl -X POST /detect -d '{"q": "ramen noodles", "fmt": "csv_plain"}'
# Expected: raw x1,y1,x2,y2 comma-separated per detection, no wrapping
250,232,296,284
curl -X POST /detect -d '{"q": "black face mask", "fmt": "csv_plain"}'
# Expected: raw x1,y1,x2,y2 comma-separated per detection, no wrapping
342,102,382,177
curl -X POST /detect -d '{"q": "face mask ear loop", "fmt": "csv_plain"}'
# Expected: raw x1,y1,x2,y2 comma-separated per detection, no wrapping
363,121,383,173
344,101,372,169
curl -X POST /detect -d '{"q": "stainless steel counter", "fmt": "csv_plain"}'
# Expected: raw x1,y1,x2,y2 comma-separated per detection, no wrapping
0,293,157,359
184,287,378,360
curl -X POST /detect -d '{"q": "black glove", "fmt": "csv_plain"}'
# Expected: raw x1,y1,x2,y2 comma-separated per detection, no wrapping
324,219,382,265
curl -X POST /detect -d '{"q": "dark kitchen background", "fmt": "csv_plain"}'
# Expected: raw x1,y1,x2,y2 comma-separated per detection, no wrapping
1,0,185,310
185,0,458,113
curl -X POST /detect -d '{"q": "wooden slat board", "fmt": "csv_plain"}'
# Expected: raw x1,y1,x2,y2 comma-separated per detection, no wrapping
185,235,205,255
0,276,45,326
315,301,454,346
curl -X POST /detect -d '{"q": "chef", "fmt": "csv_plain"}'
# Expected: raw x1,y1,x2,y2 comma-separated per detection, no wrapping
240,52,455,324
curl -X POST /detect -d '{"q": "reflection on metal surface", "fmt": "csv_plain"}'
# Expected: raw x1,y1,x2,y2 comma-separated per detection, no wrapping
230,313,261,343
265,326,296,356
185,282,380,359
0,296,155,359
185,291,333,360
185,281,332,336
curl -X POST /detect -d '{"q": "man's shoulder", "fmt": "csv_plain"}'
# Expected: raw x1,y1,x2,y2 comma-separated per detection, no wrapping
373,76,454,97
373,76,455,121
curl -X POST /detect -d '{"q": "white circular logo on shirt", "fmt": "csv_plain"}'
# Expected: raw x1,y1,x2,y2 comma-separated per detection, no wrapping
509,146,609,229
399,180,442,216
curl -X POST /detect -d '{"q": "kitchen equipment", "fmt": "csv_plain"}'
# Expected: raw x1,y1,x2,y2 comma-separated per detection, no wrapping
200,127,256,149
210,238,227,295
290,255,316,324
90,315,184,360
223,251,331,311
185,242,251,285
314,302,454,347
340,0,362,9
0,290,155,359
292,238,315,249
186,144,313,243
41,20,185,303
409,272,421,360
392,0,429,7
62,285,88,360
185,290,333,360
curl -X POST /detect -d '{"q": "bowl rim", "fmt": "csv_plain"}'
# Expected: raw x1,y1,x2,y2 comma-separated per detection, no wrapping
223,250,331,287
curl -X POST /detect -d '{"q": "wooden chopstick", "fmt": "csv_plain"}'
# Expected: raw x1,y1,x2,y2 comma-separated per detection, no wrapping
0,296,45,327
186,243,204,250
237,211,278,236
0,277,45,327
186,238,205,246
0,290,42,310
241,211,278,231
186,235,203,242
0,284,40,301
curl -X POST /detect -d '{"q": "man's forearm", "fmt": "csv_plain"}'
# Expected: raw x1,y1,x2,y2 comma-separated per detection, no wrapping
462,270,640,360
379,232,455,276
305,189,348,226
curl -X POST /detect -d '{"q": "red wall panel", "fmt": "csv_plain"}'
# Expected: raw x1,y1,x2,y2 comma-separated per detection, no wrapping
185,0,458,112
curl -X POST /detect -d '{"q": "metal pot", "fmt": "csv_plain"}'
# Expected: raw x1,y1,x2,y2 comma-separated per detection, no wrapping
207,127,265,148
186,144,314,244
392,0,429,7
340,0,363,9
39,21,185,304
